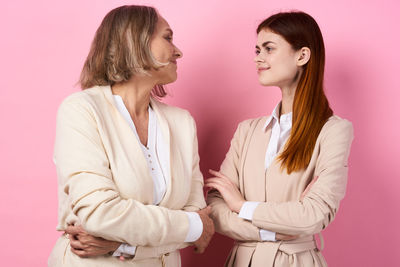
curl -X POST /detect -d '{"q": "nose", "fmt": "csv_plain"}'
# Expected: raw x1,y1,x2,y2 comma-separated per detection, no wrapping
174,45,183,59
254,53,264,63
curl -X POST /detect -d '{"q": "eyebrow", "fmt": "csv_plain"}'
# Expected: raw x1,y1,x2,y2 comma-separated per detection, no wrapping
255,41,276,49
165,28,173,35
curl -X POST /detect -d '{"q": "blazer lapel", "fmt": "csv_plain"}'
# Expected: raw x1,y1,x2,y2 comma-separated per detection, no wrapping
101,85,154,203
241,117,271,202
150,99,180,207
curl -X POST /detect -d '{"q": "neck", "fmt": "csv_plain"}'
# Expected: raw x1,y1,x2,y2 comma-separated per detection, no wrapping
280,84,296,115
279,69,303,115
111,76,156,118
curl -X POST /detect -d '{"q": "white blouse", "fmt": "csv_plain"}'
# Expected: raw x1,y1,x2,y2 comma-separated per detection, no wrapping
238,102,292,242
112,95,202,256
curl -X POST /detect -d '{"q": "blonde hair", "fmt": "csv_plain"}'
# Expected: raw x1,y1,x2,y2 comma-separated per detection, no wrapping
79,5,167,97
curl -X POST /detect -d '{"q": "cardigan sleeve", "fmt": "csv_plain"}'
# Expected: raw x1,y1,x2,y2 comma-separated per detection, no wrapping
207,121,262,242
54,97,190,247
251,119,354,236
182,117,207,212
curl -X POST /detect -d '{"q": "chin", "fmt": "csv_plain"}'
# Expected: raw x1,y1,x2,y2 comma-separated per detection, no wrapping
258,77,274,86
168,73,178,83
160,76,177,85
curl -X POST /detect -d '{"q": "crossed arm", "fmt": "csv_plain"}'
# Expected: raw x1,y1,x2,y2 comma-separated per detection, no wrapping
56,99,214,258
206,119,353,239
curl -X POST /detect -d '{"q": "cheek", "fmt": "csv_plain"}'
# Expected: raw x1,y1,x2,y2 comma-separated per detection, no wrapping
150,40,166,62
274,56,298,77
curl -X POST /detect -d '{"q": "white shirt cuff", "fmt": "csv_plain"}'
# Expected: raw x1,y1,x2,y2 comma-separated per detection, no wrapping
112,243,137,257
259,229,276,241
184,211,203,242
238,201,261,221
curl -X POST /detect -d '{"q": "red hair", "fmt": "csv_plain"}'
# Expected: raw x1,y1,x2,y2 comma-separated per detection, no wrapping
257,12,333,174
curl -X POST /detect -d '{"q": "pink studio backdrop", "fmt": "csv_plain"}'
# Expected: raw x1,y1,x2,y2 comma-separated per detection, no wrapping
1,0,399,266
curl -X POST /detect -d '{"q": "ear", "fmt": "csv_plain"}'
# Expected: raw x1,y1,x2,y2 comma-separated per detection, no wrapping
296,47,311,66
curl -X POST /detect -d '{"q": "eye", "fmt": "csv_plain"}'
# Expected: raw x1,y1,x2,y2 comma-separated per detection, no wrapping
164,36,173,42
265,47,273,52
255,49,260,55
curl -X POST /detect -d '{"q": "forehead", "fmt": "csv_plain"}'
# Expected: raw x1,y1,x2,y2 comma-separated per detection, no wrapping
155,15,171,32
256,29,286,45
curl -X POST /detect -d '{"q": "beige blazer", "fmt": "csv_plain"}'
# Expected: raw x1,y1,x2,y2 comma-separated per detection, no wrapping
48,86,206,267
207,115,353,267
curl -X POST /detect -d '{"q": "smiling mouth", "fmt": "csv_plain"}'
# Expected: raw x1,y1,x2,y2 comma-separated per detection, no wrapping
257,67,270,73
170,60,177,64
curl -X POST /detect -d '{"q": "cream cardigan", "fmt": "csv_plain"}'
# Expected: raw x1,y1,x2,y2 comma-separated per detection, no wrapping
49,85,206,266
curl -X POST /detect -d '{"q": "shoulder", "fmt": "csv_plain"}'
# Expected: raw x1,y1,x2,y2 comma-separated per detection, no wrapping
236,116,268,136
321,115,353,136
319,115,354,146
59,86,105,108
57,86,107,121
152,99,195,124
153,99,191,116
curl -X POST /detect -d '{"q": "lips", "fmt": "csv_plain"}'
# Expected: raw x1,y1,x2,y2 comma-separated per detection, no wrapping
257,67,270,73
170,60,177,65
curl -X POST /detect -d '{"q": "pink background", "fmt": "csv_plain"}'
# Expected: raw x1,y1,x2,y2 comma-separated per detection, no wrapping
1,0,399,266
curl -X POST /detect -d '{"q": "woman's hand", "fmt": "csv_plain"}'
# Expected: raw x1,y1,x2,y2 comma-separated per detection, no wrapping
65,225,121,257
193,206,215,253
205,169,245,213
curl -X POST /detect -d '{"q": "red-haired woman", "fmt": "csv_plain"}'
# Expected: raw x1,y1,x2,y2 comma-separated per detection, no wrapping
206,11,353,266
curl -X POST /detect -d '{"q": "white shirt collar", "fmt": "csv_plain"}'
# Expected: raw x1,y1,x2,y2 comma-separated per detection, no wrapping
263,102,293,131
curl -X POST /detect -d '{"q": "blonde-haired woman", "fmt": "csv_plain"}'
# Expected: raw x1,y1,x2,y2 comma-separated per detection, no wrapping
206,11,353,266
48,5,214,267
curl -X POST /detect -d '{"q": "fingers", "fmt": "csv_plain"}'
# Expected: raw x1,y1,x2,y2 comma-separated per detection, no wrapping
70,237,86,250
78,234,118,250
198,206,212,216
65,225,83,236
208,169,221,177
204,206,212,215
70,245,112,257
208,170,230,182
205,177,230,191
70,231,120,250
71,247,89,257
68,230,120,258
76,233,98,245
204,180,223,192
193,208,215,254
207,170,236,189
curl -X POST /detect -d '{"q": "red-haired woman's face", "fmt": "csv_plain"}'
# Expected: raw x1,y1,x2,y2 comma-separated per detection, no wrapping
254,29,303,88
149,16,183,85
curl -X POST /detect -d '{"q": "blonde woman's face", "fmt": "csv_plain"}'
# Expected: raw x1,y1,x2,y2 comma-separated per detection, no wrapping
149,16,183,84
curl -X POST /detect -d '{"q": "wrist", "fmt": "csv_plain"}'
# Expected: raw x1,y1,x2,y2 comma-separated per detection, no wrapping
235,200,245,213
